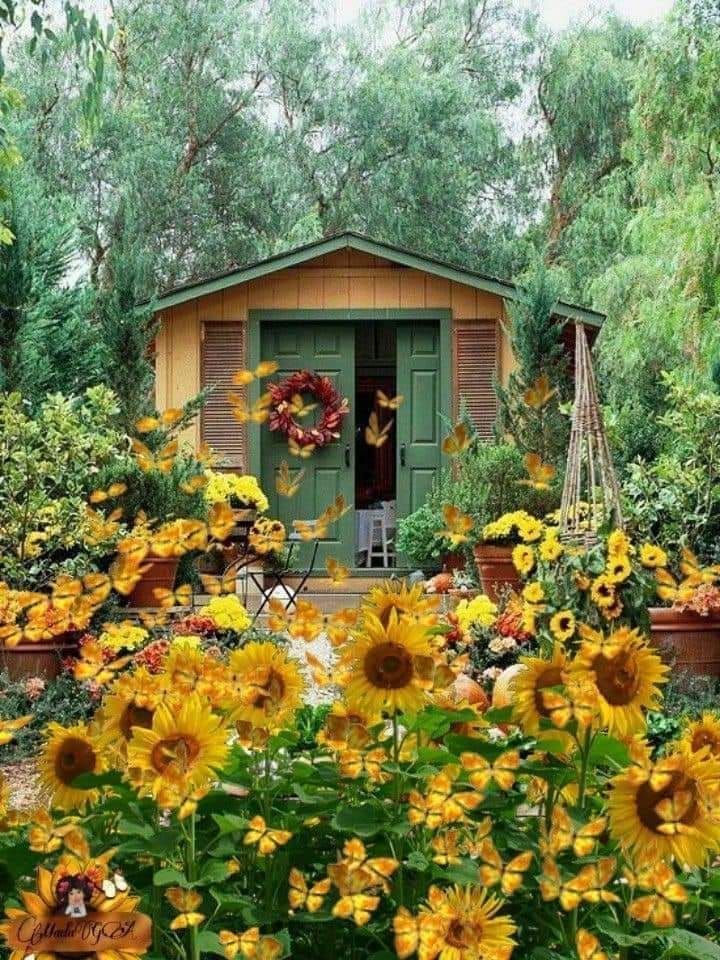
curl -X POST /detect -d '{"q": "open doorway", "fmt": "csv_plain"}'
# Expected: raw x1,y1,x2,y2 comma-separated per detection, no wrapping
355,323,397,567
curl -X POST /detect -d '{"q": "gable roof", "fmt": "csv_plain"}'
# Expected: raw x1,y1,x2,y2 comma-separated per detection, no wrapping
153,231,604,327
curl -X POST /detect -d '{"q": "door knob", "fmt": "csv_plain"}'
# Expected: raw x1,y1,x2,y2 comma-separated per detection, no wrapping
345,444,351,468
400,443,406,467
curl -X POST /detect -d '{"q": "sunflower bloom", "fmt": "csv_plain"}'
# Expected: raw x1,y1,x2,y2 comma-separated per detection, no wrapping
571,627,667,737
342,609,434,716
415,884,516,960
511,647,568,736
608,742,720,867
678,712,720,758
39,722,106,811
127,693,228,803
229,641,304,732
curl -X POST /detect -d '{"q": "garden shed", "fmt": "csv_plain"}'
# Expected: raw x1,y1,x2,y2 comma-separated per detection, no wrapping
152,232,602,568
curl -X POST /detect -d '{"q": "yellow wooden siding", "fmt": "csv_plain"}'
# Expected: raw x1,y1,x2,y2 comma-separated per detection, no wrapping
154,261,511,448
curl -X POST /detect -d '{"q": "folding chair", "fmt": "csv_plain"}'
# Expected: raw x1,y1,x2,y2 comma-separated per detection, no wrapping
245,533,320,621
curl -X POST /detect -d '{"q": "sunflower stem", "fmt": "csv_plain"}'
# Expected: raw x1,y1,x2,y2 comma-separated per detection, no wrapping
186,811,200,960
391,711,405,906
577,727,593,811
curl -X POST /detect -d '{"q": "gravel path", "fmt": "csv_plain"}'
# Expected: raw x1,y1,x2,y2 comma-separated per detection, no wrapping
2,758,41,809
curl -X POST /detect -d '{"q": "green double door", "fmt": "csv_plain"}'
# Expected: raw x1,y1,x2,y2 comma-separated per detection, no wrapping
260,320,442,568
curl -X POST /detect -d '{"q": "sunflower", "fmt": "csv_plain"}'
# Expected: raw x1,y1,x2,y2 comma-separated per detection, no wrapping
539,536,564,563
415,884,517,960
511,647,568,736
549,610,576,643
362,579,439,627
0,852,142,960
101,667,167,749
607,530,631,557
39,722,106,811
606,554,632,584
590,574,616,609
512,544,535,576
343,609,434,716
639,544,668,569
229,641,304,732
678,712,720,758
608,743,720,867
571,627,667,737
127,693,228,803
522,582,545,604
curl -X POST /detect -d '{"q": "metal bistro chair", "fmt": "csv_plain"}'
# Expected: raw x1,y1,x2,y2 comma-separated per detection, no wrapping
223,530,320,622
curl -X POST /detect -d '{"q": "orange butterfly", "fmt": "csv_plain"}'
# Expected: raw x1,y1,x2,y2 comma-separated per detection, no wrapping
477,839,533,895
153,583,193,608
288,868,331,913
180,474,208,494
441,422,471,456
576,929,610,960
276,460,304,497
523,374,557,409
288,437,316,459
166,888,204,930
460,750,521,791
364,412,393,448
243,816,292,856
326,557,349,585
435,504,473,547
518,452,556,490
89,482,127,503
376,389,404,410
131,438,178,473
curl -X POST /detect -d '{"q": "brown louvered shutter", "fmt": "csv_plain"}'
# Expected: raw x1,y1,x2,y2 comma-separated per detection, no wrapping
454,321,499,438
201,322,246,469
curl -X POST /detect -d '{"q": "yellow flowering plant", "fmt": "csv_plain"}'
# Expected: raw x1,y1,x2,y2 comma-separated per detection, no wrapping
0,579,718,960
204,471,269,513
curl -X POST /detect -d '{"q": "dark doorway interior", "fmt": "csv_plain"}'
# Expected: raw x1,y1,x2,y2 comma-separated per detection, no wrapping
355,323,396,509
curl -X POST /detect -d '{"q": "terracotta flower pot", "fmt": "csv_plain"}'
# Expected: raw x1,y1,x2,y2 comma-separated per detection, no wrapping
128,557,180,607
0,633,82,681
441,552,465,573
473,544,521,602
648,606,720,678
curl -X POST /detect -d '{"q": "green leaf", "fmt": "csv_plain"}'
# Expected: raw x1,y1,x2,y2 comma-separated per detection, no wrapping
199,860,230,885
153,867,188,887
212,813,247,836
662,930,720,959
196,930,226,957
587,734,630,767
331,802,388,837
596,919,667,948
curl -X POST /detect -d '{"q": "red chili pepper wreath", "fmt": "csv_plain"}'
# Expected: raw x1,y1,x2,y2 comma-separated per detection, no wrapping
267,370,349,448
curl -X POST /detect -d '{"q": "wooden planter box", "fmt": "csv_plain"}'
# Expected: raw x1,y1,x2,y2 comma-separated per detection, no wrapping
0,633,82,681
128,557,180,607
648,606,720,678
473,544,521,602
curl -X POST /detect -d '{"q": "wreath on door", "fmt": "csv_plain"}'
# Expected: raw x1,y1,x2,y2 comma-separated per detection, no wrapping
268,370,349,449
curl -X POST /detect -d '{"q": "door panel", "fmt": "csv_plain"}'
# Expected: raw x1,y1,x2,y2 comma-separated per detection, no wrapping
261,323,355,566
396,323,442,534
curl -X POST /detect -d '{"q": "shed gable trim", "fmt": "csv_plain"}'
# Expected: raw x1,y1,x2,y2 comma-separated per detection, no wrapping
153,232,604,327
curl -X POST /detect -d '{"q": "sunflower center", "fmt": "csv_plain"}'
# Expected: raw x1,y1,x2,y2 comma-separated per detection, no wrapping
54,736,97,786
151,733,201,774
691,730,720,755
120,703,155,740
636,772,699,833
593,650,640,705
247,668,286,715
364,642,414,689
533,667,564,717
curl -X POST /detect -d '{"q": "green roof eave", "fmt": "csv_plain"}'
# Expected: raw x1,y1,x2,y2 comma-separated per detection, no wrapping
152,231,604,327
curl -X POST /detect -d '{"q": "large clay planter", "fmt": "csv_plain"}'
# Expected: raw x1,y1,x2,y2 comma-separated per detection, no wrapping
473,544,521,602
128,557,179,607
441,552,465,573
648,607,720,678
0,633,81,681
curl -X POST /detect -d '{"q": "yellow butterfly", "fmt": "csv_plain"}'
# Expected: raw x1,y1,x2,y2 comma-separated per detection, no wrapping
627,862,687,928
255,360,279,378
288,437,316,459
131,438,178,473
135,408,184,433
305,651,330,687
109,556,148,596
326,556,350,585
288,868,331,913
0,714,33,746
208,502,235,542
435,504,474,547
342,838,399,891
576,929,610,960
679,546,720,585
376,389,404,410
74,639,131,685
200,572,237,596
393,907,419,960
339,748,389,784
288,392,318,419
88,482,127,503
548,807,607,856
243,816,292,856
518,452,556,490
441,422,471,456
166,888,205,930
431,830,462,867
523,374,557,409
181,474,208,494
477,840,533,896
549,858,619,911
276,460,304,497
137,609,169,628
232,368,256,386
364,411,393,448
425,771,481,824
654,789,695,835
0,624,23,648
322,494,352,524
218,928,259,960
332,892,380,927
460,750,520,791
152,583,193,608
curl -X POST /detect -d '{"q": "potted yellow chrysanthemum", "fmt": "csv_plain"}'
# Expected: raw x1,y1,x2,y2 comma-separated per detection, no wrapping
473,511,547,601
204,471,269,522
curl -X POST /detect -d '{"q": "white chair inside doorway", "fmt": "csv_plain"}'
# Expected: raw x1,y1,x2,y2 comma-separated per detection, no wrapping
363,500,396,568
